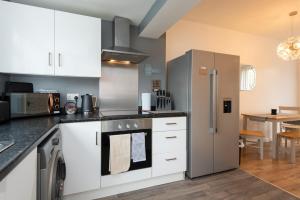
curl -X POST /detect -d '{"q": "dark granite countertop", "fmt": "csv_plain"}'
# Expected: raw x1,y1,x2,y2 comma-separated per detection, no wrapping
0,110,186,181
0,116,60,181
0,112,101,181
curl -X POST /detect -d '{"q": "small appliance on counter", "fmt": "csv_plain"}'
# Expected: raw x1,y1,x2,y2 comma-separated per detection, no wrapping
64,102,77,115
5,81,33,93
81,94,93,113
151,89,172,111
9,93,61,118
0,101,10,123
64,96,78,115
5,81,61,118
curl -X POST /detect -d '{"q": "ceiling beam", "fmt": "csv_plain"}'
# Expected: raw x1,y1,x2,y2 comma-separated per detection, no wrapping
138,0,202,39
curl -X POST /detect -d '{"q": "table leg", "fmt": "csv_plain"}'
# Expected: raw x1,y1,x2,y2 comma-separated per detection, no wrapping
243,116,248,130
276,135,280,159
259,138,263,160
272,121,278,159
290,139,296,164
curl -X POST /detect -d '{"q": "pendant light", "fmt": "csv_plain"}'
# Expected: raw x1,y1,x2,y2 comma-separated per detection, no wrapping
277,11,300,61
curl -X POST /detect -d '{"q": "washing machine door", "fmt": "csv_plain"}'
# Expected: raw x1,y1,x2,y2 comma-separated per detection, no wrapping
48,149,66,200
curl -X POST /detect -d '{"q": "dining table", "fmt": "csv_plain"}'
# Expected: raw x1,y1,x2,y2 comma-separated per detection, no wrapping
242,113,300,159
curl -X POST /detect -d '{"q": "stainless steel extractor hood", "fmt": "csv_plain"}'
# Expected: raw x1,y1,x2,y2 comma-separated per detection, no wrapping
101,17,149,64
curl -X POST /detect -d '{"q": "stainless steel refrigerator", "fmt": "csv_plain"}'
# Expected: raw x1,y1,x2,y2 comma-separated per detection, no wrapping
167,49,240,178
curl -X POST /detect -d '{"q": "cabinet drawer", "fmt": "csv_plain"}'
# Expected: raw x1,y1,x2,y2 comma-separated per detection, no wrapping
153,130,186,154
152,117,186,132
152,152,186,177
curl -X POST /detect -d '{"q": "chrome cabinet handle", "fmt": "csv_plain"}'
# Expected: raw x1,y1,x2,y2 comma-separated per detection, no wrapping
165,136,177,139
165,122,177,125
165,157,177,161
58,53,62,67
96,132,99,146
48,52,52,66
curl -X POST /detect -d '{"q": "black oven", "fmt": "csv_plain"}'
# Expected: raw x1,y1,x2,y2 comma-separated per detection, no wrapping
101,118,152,176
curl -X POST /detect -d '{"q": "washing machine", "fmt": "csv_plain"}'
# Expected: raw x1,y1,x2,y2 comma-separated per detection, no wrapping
37,128,66,200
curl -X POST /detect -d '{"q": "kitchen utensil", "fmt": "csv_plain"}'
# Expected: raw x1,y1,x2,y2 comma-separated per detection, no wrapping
92,96,97,109
151,89,172,111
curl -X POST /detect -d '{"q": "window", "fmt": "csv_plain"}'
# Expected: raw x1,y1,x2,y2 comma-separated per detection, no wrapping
240,65,256,91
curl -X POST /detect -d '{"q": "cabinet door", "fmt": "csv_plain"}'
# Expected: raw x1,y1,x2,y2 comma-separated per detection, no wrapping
54,11,101,77
60,122,101,196
0,1,54,75
0,148,37,200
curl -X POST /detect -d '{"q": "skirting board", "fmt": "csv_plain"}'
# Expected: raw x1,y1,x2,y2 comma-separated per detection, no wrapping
64,172,185,200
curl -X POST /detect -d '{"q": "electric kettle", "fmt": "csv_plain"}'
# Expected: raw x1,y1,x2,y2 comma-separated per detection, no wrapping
81,94,93,113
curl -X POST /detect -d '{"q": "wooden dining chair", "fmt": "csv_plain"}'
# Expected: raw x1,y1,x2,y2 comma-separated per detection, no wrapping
278,106,300,147
277,131,300,164
240,130,264,160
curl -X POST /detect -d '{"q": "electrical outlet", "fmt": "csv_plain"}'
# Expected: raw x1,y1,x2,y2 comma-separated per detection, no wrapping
67,93,79,101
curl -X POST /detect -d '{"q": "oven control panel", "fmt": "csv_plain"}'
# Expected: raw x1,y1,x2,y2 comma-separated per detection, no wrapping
101,118,152,132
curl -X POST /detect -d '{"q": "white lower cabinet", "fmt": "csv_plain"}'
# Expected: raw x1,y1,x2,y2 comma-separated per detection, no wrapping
0,148,37,200
62,117,187,200
152,117,186,132
153,130,186,154
152,152,186,177
60,121,101,196
152,117,187,178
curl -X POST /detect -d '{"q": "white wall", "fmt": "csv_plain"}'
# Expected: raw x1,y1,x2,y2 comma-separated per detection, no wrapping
166,20,299,140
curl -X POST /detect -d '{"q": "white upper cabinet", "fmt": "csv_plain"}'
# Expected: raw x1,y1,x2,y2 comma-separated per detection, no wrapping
0,1,55,76
0,1,101,77
54,11,101,77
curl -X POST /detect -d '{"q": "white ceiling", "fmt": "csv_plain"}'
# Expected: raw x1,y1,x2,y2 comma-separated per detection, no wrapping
183,0,300,40
10,0,156,25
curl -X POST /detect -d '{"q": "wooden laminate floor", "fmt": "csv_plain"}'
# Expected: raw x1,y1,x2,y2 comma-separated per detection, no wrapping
98,169,297,200
240,141,300,198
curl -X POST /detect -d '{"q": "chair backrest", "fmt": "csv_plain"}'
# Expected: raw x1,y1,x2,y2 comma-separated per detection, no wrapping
279,106,300,114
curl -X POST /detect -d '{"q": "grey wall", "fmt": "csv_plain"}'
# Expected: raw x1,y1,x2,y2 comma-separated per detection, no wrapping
101,20,166,105
9,75,99,106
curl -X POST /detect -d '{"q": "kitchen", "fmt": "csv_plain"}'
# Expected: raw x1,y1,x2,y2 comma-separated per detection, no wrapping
0,0,300,200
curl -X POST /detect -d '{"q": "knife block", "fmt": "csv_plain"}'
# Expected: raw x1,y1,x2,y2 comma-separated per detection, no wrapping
151,90,172,111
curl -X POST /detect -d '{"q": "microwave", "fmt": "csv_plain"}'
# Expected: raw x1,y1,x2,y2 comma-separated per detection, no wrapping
9,93,60,118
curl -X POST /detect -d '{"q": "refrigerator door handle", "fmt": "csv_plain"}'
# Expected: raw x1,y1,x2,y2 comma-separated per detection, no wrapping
209,69,218,134
214,70,218,133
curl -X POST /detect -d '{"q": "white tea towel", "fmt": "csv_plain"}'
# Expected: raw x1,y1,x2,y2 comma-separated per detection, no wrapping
131,132,146,162
109,134,131,174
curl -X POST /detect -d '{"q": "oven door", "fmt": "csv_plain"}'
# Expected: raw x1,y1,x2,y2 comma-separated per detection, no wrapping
101,129,152,176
